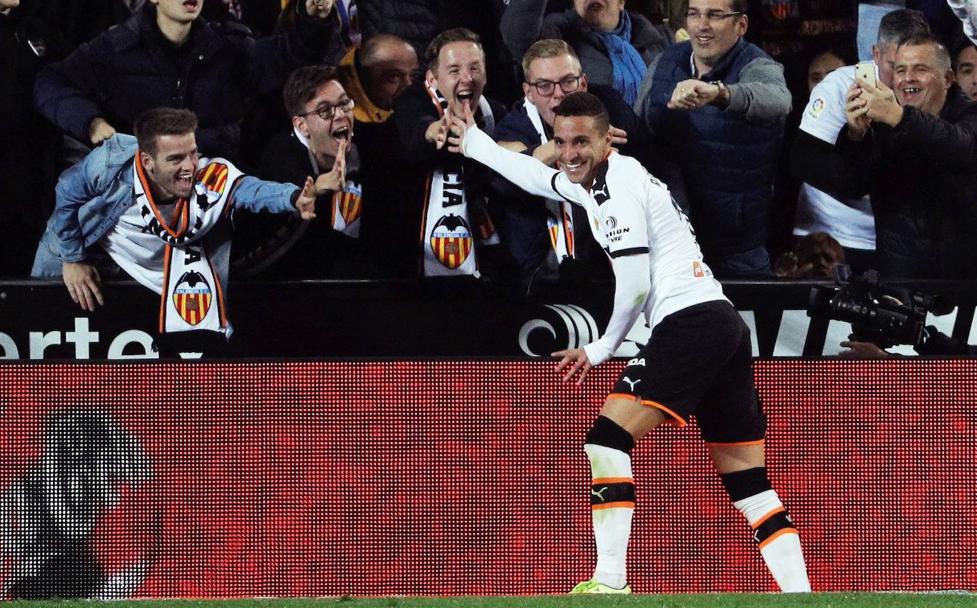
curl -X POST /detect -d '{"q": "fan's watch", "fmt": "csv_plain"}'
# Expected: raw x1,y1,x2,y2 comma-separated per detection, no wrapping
709,80,729,107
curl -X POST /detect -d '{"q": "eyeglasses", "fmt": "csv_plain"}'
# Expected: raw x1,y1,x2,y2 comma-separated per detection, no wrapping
299,98,355,120
528,75,582,97
685,9,744,23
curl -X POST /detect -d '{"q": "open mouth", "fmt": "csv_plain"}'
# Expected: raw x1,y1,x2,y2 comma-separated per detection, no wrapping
331,125,351,143
456,90,475,105
695,35,714,44
176,173,193,191
183,0,200,10
899,86,923,103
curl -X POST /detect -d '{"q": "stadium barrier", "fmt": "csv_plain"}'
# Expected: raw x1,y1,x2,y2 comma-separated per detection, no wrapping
1,359,974,597
3,279,977,359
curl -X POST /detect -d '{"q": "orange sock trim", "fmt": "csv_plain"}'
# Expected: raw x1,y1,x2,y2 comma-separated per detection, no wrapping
751,506,786,530
758,527,798,550
591,501,636,510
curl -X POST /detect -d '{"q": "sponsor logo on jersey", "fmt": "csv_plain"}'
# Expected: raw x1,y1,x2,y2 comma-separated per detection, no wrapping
172,270,212,326
693,261,705,278
627,357,646,367
430,214,473,269
606,216,618,229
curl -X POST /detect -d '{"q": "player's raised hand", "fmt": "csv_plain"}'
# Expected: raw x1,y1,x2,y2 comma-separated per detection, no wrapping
315,139,347,194
295,176,317,220
552,347,594,386
446,103,475,154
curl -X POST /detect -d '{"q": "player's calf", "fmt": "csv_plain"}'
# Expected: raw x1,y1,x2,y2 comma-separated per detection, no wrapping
582,415,636,591
720,467,811,592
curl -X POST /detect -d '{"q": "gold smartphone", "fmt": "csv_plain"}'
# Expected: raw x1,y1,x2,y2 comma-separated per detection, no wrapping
855,62,877,87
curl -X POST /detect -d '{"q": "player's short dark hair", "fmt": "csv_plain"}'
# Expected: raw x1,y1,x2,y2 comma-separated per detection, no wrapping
133,108,197,156
283,65,340,117
898,34,952,73
425,27,483,72
554,92,609,133
877,9,930,48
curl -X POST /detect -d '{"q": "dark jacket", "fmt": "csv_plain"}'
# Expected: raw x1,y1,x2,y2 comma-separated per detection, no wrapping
359,0,443,57
24,0,135,52
500,0,670,87
391,82,507,277
232,131,371,278
359,0,519,104
0,6,64,276
33,1,339,159
640,39,785,259
836,87,977,279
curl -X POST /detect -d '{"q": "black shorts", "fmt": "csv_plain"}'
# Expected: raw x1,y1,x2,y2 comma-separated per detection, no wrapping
609,300,766,444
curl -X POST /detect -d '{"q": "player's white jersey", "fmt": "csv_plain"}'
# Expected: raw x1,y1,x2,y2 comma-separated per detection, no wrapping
464,127,727,330
548,152,728,329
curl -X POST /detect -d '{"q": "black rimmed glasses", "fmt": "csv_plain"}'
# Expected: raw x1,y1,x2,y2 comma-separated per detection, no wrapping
299,98,355,120
685,9,744,23
528,75,582,97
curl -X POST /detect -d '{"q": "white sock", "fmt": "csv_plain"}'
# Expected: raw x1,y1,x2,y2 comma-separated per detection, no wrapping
584,443,634,590
733,490,811,592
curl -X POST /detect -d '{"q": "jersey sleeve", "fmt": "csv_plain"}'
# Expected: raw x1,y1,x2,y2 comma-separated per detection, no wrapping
583,253,651,366
462,124,589,205
799,66,854,145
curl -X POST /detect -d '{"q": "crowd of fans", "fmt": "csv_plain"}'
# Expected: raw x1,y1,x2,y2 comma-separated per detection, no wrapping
3,0,977,292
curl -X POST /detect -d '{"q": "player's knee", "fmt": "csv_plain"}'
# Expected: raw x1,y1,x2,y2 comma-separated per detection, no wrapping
585,415,635,455
721,467,799,546
719,467,770,502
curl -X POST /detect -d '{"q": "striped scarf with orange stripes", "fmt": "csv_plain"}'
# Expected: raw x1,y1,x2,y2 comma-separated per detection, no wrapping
419,87,499,278
522,99,576,264
132,156,242,334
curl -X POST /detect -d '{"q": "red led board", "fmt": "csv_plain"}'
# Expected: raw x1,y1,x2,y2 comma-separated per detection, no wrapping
0,360,974,597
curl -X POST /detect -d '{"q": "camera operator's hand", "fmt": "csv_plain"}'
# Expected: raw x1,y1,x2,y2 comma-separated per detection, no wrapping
839,340,890,359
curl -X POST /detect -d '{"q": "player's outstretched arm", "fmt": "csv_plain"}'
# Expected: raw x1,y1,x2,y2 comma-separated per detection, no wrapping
552,253,650,385
447,105,586,204
583,253,651,367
